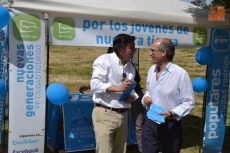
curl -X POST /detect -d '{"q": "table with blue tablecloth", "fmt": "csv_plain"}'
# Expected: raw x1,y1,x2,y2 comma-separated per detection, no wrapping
47,93,137,152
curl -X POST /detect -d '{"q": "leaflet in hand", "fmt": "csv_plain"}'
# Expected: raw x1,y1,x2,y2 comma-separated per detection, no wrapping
147,104,165,123
119,82,136,102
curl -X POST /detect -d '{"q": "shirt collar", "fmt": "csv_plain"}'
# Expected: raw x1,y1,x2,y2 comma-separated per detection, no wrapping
165,62,173,72
111,52,120,64
154,62,174,72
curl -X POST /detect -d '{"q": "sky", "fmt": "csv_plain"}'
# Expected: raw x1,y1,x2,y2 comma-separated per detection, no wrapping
182,0,212,5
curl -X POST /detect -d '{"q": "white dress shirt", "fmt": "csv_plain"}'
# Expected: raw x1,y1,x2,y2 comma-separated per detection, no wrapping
90,52,138,109
142,62,195,120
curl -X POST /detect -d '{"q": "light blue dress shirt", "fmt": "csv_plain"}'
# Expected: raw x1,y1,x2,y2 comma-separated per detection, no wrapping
142,62,195,120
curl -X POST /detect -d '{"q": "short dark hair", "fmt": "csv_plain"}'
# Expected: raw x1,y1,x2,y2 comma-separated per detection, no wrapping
107,47,113,54
158,39,175,61
112,34,135,52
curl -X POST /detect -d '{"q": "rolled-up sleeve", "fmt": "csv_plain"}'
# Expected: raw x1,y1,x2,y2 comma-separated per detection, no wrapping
90,56,111,93
141,91,150,105
171,73,195,117
141,69,151,106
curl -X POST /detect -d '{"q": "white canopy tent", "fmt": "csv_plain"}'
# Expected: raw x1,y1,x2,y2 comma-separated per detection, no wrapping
1,0,230,28
1,0,229,153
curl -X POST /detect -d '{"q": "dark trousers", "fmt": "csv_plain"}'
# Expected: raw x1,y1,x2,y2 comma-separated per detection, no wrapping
131,89,145,153
142,117,182,153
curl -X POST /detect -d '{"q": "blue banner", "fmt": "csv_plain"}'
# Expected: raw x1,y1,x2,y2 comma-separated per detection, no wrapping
46,102,60,149
0,26,8,144
62,93,137,152
127,110,137,144
63,94,96,152
203,28,230,153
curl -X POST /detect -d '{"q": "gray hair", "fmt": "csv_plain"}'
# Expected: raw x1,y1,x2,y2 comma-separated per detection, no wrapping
158,39,175,61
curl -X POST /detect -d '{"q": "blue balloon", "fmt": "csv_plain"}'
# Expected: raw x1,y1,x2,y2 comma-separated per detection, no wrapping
195,47,212,65
0,80,6,95
192,77,208,93
0,6,10,29
46,83,69,105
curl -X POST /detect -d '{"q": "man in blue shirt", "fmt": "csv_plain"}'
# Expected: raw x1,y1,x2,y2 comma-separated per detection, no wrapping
141,38,195,153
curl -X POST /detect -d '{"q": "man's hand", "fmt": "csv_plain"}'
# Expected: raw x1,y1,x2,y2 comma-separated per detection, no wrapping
143,96,152,107
119,80,132,91
79,85,90,93
158,111,175,119
124,95,135,104
158,111,171,119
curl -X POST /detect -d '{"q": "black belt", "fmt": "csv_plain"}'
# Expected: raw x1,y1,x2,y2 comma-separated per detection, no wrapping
165,118,179,123
95,104,128,113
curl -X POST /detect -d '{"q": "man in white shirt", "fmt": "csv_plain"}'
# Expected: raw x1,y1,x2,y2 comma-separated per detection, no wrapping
90,34,138,153
141,38,195,153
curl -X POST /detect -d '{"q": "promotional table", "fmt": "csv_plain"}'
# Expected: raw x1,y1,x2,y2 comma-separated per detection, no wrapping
47,93,137,152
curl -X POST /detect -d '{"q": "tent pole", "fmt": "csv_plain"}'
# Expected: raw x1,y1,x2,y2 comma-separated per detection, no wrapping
199,64,209,153
3,25,10,153
44,13,50,152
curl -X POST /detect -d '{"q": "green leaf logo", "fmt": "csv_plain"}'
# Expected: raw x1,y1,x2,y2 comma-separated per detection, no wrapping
53,17,75,40
193,27,207,45
13,13,41,41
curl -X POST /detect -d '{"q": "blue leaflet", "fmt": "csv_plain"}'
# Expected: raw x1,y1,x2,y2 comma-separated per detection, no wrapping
119,82,136,102
147,104,165,123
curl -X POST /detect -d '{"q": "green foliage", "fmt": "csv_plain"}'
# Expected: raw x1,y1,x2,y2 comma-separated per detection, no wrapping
211,0,230,14
191,0,230,14
191,0,207,7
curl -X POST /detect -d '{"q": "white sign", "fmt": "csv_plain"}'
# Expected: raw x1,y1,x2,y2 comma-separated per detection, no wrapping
49,15,210,48
8,9,46,153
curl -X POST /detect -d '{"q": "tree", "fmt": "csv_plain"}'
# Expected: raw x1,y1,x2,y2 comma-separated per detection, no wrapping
191,0,230,14
191,0,207,7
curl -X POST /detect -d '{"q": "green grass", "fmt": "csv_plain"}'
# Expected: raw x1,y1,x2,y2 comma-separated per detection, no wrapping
46,46,230,153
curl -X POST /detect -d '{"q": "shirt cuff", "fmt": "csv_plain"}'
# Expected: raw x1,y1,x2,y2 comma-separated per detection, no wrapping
141,94,149,105
170,109,182,120
102,83,112,93
132,92,139,100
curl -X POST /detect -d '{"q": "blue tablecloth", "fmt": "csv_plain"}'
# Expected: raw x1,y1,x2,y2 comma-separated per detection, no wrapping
47,93,137,152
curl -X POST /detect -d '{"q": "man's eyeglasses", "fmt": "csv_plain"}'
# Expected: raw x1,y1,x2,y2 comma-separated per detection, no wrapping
150,49,164,54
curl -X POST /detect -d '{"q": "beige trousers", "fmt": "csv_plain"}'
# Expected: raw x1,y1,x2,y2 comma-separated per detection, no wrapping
92,106,128,153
